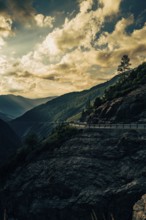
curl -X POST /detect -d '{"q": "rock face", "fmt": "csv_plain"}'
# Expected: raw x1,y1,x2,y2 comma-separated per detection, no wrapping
133,194,146,220
0,129,146,220
90,85,146,123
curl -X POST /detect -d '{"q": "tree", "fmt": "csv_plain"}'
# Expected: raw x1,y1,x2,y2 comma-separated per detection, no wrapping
117,55,131,74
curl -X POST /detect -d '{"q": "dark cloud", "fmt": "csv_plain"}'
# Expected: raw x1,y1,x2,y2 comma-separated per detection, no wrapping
8,88,24,93
131,44,146,56
57,63,71,70
29,83,36,90
0,27,9,32
42,75,56,81
6,70,33,78
0,0,78,26
0,0,35,25
7,0,35,24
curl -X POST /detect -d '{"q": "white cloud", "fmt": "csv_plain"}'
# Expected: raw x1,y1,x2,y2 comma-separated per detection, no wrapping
97,16,134,51
0,15,13,49
99,0,122,16
95,17,146,67
0,38,5,49
35,0,122,60
34,14,55,28
35,5,101,58
0,0,123,97
79,0,93,13
0,16,12,37
2,0,146,98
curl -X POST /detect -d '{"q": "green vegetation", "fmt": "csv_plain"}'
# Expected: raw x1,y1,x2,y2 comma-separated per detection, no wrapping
104,62,146,101
40,124,78,152
80,62,146,122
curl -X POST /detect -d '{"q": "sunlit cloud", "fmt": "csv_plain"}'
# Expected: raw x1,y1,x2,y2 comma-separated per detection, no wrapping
99,0,122,16
34,14,55,28
0,0,146,98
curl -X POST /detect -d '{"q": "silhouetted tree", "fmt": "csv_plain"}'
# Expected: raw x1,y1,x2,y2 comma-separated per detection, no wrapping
117,55,131,74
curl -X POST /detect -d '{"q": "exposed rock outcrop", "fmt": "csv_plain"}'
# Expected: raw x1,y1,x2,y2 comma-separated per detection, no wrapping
0,129,146,220
133,194,146,220
90,85,146,123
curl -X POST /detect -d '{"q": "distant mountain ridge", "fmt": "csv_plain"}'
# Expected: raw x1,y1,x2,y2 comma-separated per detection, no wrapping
11,74,120,138
0,95,56,120
0,112,12,121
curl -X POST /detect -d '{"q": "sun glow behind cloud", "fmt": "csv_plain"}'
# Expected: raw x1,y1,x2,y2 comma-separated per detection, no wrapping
0,0,146,98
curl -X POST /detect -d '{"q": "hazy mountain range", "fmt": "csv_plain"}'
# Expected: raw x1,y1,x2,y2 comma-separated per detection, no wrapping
0,95,56,121
11,74,120,138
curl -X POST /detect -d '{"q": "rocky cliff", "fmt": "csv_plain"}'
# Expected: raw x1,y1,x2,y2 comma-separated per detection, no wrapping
83,62,146,124
133,194,146,220
90,85,146,123
0,128,146,220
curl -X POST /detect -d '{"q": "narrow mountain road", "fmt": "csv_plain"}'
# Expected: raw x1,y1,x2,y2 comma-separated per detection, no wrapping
69,122,146,130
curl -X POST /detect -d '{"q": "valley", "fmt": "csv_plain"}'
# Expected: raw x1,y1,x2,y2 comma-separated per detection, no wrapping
0,62,146,220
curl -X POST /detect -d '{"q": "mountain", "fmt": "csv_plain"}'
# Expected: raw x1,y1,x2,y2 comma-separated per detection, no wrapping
0,126,146,220
11,74,120,138
0,95,55,120
0,112,12,121
0,119,21,166
82,62,146,124
1,63,146,220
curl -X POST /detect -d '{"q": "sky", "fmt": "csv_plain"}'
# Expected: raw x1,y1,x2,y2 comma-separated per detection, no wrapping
0,0,146,98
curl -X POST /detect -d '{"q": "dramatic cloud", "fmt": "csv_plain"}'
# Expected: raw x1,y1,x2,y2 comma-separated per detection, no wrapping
36,0,122,58
0,0,146,98
7,0,35,24
0,15,13,49
97,16,146,66
0,0,55,28
0,15,12,37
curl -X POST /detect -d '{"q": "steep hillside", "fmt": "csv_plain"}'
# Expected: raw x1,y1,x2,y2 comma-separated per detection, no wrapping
0,112,12,121
0,119,21,166
11,75,120,138
82,63,146,123
0,128,146,220
0,95,55,120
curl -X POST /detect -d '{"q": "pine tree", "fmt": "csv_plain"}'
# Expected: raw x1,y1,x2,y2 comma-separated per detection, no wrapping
117,55,131,74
